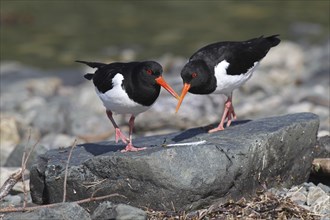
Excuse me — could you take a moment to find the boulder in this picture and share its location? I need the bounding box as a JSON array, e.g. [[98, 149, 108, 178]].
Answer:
[[30, 113, 319, 211]]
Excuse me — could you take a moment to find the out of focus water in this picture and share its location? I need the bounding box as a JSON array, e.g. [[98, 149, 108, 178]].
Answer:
[[1, 1, 329, 68]]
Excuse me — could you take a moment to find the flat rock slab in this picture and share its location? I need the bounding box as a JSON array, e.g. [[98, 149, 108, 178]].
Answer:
[[30, 113, 319, 211]]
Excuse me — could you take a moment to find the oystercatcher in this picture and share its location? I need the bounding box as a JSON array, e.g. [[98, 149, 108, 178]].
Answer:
[[175, 35, 280, 132], [77, 60, 179, 152]]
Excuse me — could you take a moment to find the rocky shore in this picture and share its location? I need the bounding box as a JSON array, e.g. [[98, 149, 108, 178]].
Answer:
[[0, 40, 329, 219]]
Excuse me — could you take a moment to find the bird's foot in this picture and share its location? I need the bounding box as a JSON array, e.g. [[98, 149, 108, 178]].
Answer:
[[115, 128, 129, 144], [121, 143, 147, 152], [208, 99, 237, 133], [208, 126, 225, 133]]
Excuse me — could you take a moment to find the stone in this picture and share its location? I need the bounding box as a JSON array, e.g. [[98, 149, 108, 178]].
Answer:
[[303, 182, 316, 188], [307, 186, 327, 206], [314, 136, 330, 158], [4, 133, 78, 170], [308, 136, 330, 185], [317, 183, 330, 194], [68, 107, 114, 142], [3, 202, 90, 220], [0, 112, 41, 166], [28, 97, 70, 135], [0, 167, 30, 193], [39, 133, 79, 149], [19, 96, 46, 112], [0, 115, 20, 165], [260, 41, 305, 74], [288, 191, 307, 206], [0, 193, 32, 208], [310, 194, 330, 216], [25, 77, 62, 97], [91, 201, 147, 220], [72, 83, 105, 114], [0, 195, 22, 208], [29, 113, 319, 211]]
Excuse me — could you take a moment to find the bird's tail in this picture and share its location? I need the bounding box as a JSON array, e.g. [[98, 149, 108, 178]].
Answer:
[[265, 35, 281, 47], [83, 73, 94, 80], [75, 60, 106, 80]]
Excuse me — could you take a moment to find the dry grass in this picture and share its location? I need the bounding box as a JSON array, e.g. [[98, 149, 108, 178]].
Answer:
[[146, 191, 321, 220]]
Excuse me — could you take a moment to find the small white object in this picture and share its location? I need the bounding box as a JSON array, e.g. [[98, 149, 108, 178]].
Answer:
[[165, 140, 206, 147]]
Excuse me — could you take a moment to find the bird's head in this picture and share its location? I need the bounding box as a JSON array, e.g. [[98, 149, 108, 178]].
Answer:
[[139, 61, 179, 100], [176, 60, 213, 113]]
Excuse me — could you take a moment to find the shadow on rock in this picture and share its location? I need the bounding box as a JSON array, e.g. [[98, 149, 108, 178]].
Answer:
[[172, 120, 251, 142], [82, 143, 124, 155]]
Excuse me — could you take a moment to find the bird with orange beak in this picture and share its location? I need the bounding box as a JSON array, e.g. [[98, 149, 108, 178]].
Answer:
[[176, 35, 280, 132], [77, 60, 179, 152]]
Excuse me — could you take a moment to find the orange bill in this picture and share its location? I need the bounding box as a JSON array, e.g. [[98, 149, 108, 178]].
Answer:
[[155, 76, 179, 100], [175, 83, 191, 113]]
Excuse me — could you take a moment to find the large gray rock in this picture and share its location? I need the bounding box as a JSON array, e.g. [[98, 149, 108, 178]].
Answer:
[[30, 113, 319, 211], [3, 202, 90, 220]]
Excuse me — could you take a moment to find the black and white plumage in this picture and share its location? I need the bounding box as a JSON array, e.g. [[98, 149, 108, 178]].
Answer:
[[175, 35, 281, 132], [77, 60, 179, 152]]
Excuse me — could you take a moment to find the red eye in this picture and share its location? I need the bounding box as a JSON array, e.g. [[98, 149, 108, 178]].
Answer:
[[146, 69, 153, 75], [192, 72, 197, 78]]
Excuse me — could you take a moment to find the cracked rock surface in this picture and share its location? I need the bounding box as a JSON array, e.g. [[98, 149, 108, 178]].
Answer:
[[30, 113, 319, 211]]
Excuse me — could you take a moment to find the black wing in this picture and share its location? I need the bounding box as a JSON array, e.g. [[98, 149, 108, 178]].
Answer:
[[190, 35, 280, 75], [77, 60, 129, 93]]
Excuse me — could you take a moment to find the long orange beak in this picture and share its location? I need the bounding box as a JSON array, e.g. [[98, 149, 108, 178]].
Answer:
[[155, 76, 179, 100], [175, 83, 191, 113]]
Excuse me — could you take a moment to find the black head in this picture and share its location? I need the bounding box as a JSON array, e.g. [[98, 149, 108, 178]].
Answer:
[[134, 61, 179, 100], [180, 60, 215, 94], [138, 61, 163, 80], [176, 60, 216, 113]]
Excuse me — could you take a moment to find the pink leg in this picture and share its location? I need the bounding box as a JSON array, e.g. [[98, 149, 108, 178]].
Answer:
[[106, 110, 128, 144], [121, 115, 147, 152], [208, 96, 237, 133]]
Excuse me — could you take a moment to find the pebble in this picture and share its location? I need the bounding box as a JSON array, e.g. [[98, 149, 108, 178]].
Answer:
[[307, 186, 328, 206], [25, 77, 62, 97], [28, 97, 70, 135], [311, 195, 330, 216], [0, 167, 30, 193], [318, 183, 330, 194], [0, 195, 22, 208], [289, 191, 306, 206], [0, 115, 20, 166], [91, 201, 147, 220]]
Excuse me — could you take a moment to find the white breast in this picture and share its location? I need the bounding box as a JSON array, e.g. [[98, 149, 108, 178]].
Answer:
[[213, 60, 259, 96], [96, 73, 149, 115]]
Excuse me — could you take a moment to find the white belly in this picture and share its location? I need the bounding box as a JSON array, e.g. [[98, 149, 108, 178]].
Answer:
[[96, 74, 150, 115], [214, 60, 258, 96]]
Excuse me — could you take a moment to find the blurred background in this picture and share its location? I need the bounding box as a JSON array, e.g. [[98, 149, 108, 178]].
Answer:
[[1, 1, 329, 68], [0, 1, 329, 167]]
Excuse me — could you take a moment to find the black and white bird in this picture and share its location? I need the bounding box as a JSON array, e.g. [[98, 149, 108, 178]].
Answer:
[[77, 60, 179, 152], [175, 35, 281, 132]]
